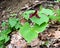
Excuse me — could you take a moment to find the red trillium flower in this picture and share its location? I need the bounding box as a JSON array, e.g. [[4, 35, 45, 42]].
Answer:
[[29, 10, 40, 18]]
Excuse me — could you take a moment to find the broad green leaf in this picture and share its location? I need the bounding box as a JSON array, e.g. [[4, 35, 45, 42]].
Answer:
[[49, 15, 56, 20], [0, 40, 6, 48], [55, 9, 60, 22], [48, 9, 60, 22], [1, 22, 6, 27], [22, 10, 35, 20], [0, 29, 11, 43], [9, 18, 18, 27], [30, 14, 49, 25], [0, 44, 5, 48], [4, 35, 10, 43], [33, 23, 48, 33], [56, 15, 60, 22], [56, 9, 60, 16], [15, 22, 22, 29], [0, 34, 5, 41], [19, 22, 38, 43], [0, 40, 4, 45], [1, 29, 11, 35], [0, 34, 10, 43], [40, 8, 54, 15]]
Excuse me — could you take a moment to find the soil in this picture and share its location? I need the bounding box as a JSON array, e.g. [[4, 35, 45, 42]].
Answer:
[[0, 0, 60, 48]]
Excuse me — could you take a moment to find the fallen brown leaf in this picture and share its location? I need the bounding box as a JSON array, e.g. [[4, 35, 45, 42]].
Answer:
[[54, 31, 60, 39]]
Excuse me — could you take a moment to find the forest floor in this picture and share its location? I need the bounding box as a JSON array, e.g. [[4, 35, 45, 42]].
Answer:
[[0, 0, 60, 48]]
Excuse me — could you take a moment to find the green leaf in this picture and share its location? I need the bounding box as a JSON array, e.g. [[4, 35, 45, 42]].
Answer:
[[4, 35, 10, 43], [49, 15, 56, 20], [22, 10, 35, 20], [0, 29, 11, 43], [15, 22, 22, 29], [54, 0, 60, 2], [19, 22, 48, 43], [0, 40, 5, 45], [55, 9, 60, 22], [30, 14, 49, 25], [9, 18, 18, 27], [0, 44, 5, 48], [19, 22, 38, 43], [48, 9, 60, 22], [0, 34, 5, 41], [56, 16, 60, 22], [40, 8, 54, 15], [1, 22, 6, 27], [1, 29, 11, 35], [33, 23, 48, 33], [0, 40, 6, 48], [56, 9, 60, 16], [0, 34, 10, 43]]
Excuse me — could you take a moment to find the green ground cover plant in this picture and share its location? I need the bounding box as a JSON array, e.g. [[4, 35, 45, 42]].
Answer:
[[0, 8, 60, 48]]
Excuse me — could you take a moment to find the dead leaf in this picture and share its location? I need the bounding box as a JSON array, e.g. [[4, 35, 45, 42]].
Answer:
[[31, 38, 39, 47], [54, 31, 60, 39], [20, 18, 27, 25]]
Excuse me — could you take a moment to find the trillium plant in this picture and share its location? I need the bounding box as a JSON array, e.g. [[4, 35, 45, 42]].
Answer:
[[20, 8, 55, 43], [0, 7, 60, 48]]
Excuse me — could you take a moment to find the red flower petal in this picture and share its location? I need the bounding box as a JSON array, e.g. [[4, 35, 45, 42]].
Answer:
[[29, 10, 40, 18]]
